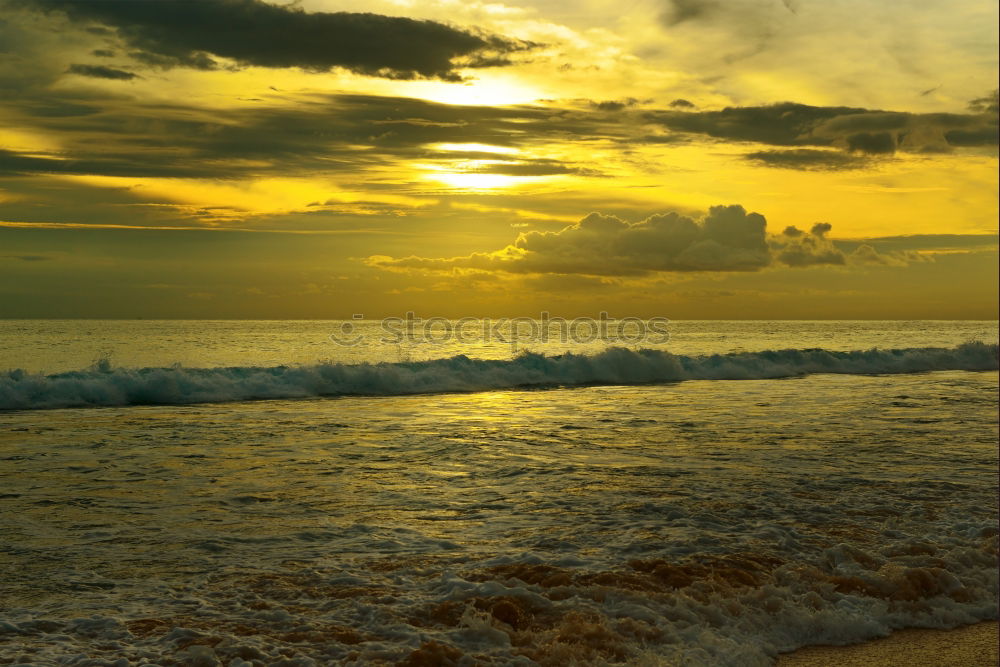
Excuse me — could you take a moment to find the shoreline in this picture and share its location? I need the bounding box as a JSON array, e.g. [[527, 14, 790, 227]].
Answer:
[[776, 621, 999, 666]]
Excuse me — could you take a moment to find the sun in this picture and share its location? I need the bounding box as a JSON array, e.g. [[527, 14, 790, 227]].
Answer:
[[399, 72, 546, 107], [426, 172, 528, 190]]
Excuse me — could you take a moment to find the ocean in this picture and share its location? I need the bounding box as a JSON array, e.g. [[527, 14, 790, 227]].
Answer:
[[0, 320, 997, 666]]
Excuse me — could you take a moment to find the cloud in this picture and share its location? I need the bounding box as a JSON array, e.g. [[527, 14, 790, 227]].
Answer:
[[370, 205, 773, 276], [661, 0, 716, 25], [589, 98, 642, 112], [773, 223, 927, 267], [66, 64, 138, 80], [646, 102, 870, 146], [968, 90, 999, 114], [370, 205, 927, 276], [0, 148, 239, 179], [847, 234, 998, 253], [744, 148, 869, 170], [658, 0, 793, 33], [773, 222, 845, 266], [944, 126, 1000, 147], [847, 243, 915, 267], [3, 254, 55, 262], [0, 93, 610, 184], [646, 102, 999, 158], [17, 0, 532, 81], [656, 0, 797, 63], [811, 110, 998, 153], [844, 131, 896, 154]]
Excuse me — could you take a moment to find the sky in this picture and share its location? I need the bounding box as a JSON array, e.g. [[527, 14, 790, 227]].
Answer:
[[0, 0, 997, 319]]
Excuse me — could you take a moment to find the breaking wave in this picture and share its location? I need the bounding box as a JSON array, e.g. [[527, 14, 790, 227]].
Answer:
[[2, 342, 996, 410]]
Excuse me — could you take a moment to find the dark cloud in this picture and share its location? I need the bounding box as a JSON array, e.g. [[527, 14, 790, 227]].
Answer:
[[465, 159, 602, 177], [845, 243, 919, 267], [968, 90, 999, 114], [370, 205, 773, 275], [0, 69, 993, 193], [0, 93, 610, 183], [816, 111, 910, 133], [656, 0, 796, 62], [773, 223, 845, 266], [745, 148, 869, 170], [841, 234, 999, 254], [0, 148, 240, 179], [17, 0, 532, 81], [645, 102, 867, 146], [810, 222, 832, 237], [661, 0, 717, 25], [369, 205, 926, 277], [669, 98, 695, 109], [659, 0, 794, 28], [773, 223, 926, 267], [646, 102, 999, 155], [19, 101, 103, 118], [845, 131, 896, 154], [590, 98, 640, 111], [66, 63, 138, 80], [944, 126, 1000, 147], [128, 49, 219, 71], [3, 254, 54, 262]]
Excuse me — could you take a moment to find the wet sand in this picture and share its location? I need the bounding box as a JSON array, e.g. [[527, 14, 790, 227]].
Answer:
[[777, 622, 999, 666]]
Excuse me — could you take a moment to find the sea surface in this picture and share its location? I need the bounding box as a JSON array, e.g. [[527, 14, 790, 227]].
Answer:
[[0, 320, 997, 666]]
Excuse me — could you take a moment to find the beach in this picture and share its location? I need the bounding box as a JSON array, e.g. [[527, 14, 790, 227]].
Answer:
[[778, 621, 999, 666]]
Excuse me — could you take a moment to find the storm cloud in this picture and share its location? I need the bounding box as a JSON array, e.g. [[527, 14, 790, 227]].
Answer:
[[17, 0, 532, 80]]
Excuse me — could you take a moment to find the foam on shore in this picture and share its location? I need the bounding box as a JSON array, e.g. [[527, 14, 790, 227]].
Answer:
[[777, 621, 999, 666]]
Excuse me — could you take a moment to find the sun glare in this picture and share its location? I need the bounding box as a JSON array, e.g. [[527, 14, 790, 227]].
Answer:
[[432, 143, 521, 155], [426, 172, 532, 190], [401, 74, 545, 107]]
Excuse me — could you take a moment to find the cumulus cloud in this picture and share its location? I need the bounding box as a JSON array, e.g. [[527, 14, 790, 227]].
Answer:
[[773, 223, 925, 267], [370, 205, 926, 276], [847, 243, 916, 267], [17, 0, 532, 80], [370, 205, 772, 276], [773, 222, 845, 266]]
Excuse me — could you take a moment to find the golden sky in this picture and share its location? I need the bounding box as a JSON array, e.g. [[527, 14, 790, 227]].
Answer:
[[0, 0, 997, 318]]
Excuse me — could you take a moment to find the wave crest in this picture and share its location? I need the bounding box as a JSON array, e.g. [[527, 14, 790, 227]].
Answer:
[[2, 342, 996, 410]]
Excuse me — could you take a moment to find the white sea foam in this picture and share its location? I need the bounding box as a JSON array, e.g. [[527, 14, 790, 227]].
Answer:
[[1, 342, 996, 410]]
